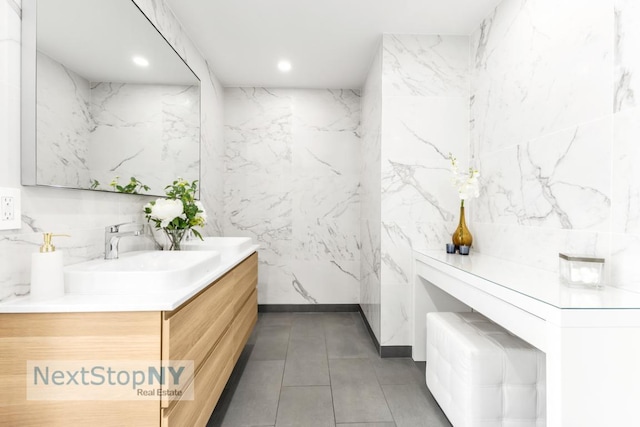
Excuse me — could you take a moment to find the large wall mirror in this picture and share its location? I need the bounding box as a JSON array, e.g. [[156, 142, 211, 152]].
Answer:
[[21, 0, 201, 197]]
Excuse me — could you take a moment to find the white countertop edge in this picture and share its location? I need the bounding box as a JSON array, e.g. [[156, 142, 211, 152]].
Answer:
[[0, 245, 260, 313], [414, 249, 640, 311]]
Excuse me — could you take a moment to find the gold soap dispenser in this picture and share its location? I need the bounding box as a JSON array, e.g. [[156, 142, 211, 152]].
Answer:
[[30, 233, 69, 301]]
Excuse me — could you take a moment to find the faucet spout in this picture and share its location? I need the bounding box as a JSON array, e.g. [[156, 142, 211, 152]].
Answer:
[[104, 222, 145, 259]]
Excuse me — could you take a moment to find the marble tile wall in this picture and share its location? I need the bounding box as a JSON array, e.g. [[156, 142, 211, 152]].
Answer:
[[469, 0, 640, 293], [0, 0, 224, 301], [223, 88, 361, 304], [88, 82, 200, 194], [379, 34, 470, 345], [360, 35, 471, 345], [360, 45, 383, 341], [36, 51, 200, 194], [35, 52, 92, 188]]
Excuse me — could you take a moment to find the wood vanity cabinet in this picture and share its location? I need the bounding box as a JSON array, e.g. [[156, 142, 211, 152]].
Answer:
[[0, 252, 258, 427]]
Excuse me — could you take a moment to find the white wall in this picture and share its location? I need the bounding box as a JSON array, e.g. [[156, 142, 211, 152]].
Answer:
[[223, 88, 361, 304], [0, 0, 224, 301], [361, 35, 471, 345], [379, 35, 470, 345], [36, 51, 200, 193], [360, 45, 383, 340], [470, 0, 640, 293]]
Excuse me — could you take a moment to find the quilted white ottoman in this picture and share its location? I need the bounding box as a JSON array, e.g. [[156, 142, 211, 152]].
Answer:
[[426, 312, 546, 427]]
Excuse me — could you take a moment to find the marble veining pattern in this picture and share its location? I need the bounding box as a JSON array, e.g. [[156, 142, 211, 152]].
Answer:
[[471, 0, 612, 153], [0, 0, 225, 301], [383, 34, 470, 98], [360, 44, 383, 341], [614, 0, 640, 112], [224, 88, 361, 304], [469, 0, 640, 295], [473, 118, 612, 232], [36, 50, 200, 195], [377, 34, 470, 345]]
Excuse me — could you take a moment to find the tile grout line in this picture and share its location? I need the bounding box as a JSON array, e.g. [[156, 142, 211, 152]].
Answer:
[[323, 317, 338, 427], [273, 319, 292, 427]]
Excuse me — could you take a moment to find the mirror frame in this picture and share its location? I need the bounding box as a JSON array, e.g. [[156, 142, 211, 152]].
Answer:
[[21, 0, 202, 197]]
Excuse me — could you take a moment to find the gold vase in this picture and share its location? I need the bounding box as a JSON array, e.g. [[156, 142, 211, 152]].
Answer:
[[452, 201, 472, 247]]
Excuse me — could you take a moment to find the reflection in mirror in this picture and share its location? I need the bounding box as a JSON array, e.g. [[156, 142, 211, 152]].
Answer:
[[22, 0, 201, 197]]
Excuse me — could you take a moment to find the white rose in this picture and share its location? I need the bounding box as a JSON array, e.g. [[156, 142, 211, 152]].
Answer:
[[151, 198, 183, 228]]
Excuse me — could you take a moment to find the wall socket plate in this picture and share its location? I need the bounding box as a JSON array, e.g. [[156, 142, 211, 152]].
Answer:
[[0, 188, 21, 230]]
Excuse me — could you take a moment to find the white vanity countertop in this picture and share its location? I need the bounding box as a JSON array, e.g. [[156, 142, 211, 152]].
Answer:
[[415, 249, 640, 310], [0, 245, 259, 313]]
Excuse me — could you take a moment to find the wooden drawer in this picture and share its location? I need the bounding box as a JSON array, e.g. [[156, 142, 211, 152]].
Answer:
[[161, 327, 234, 427], [232, 289, 258, 362], [162, 274, 235, 406], [0, 312, 161, 427], [232, 253, 258, 313]]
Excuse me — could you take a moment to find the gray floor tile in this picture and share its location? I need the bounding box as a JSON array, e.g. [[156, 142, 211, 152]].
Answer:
[[370, 357, 424, 385], [329, 358, 378, 387], [291, 315, 326, 338], [336, 423, 396, 427], [283, 354, 330, 386], [322, 312, 357, 327], [250, 325, 290, 360], [332, 382, 394, 424], [287, 333, 325, 356], [210, 313, 449, 427], [257, 312, 294, 328], [276, 386, 335, 427], [237, 359, 285, 388], [326, 328, 377, 359], [219, 384, 281, 427], [382, 384, 452, 427]]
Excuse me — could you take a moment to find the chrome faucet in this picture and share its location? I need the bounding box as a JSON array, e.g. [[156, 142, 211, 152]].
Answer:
[[104, 222, 145, 259]]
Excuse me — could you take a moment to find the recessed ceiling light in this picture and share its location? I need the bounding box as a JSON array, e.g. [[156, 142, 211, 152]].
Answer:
[[277, 60, 292, 72], [132, 56, 149, 67]]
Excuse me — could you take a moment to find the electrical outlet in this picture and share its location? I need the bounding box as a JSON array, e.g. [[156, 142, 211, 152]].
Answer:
[[2, 196, 14, 220], [0, 188, 21, 230]]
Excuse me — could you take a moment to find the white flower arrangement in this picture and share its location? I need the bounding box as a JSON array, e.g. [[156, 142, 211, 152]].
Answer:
[[144, 179, 206, 241], [449, 154, 480, 202]]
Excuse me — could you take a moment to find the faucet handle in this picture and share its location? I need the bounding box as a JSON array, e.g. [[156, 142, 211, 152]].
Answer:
[[106, 222, 143, 233]]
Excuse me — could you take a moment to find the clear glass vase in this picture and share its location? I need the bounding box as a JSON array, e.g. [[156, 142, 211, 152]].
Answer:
[[162, 228, 187, 251]]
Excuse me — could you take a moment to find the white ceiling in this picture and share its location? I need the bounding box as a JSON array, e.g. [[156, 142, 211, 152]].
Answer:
[[165, 0, 503, 89], [37, 0, 198, 85]]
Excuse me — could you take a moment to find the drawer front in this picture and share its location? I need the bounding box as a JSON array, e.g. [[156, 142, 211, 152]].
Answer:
[[0, 312, 161, 427], [162, 273, 234, 387], [162, 327, 234, 427], [232, 253, 258, 313], [232, 289, 258, 362]]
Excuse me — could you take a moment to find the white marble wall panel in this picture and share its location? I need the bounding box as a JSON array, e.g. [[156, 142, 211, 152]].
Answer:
[[88, 82, 199, 193], [612, 107, 640, 235], [474, 118, 612, 231], [615, 0, 640, 113], [198, 67, 225, 236], [36, 52, 92, 188], [224, 88, 361, 305], [0, 0, 225, 301], [380, 281, 411, 346], [378, 34, 470, 345], [471, 0, 612, 153], [469, 0, 640, 296], [383, 34, 469, 98], [0, 0, 21, 191], [360, 44, 383, 341]]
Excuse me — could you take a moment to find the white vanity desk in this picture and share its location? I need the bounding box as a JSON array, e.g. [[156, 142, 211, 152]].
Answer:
[[412, 250, 640, 427]]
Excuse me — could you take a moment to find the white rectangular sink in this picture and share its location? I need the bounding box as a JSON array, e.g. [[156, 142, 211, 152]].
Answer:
[[182, 237, 253, 257], [64, 250, 221, 295]]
